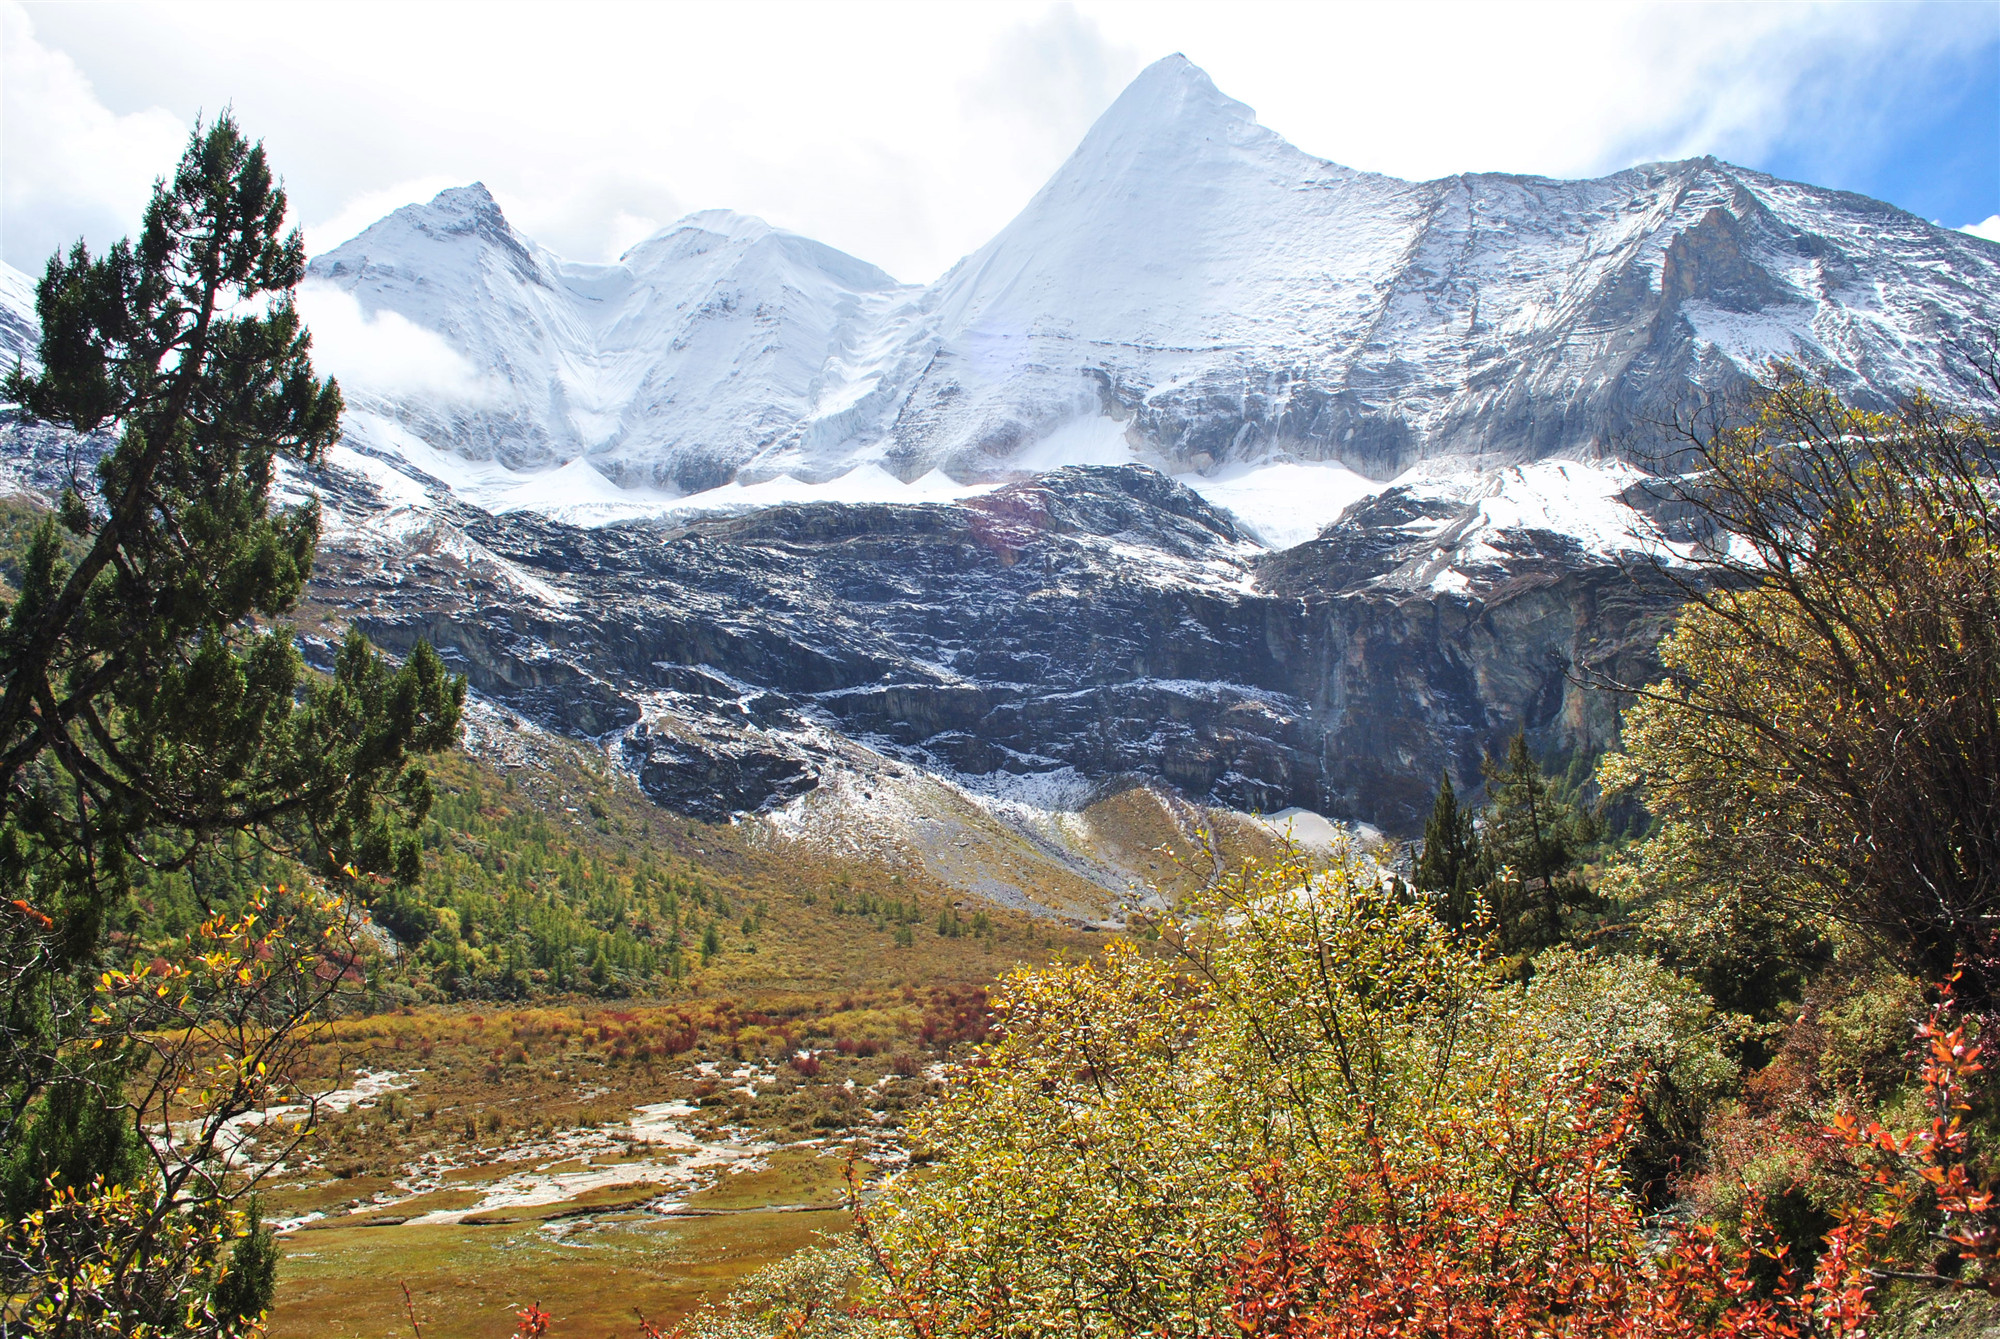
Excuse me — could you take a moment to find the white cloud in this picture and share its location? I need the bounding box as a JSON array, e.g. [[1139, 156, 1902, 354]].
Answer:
[[295, 284, 497, 405], [0, 2, 184, 271], [967, 5, 1141, 182], [10, 1, 1993, 283], [1963, 216, 2000, 244], [496, 169, 685, 269]]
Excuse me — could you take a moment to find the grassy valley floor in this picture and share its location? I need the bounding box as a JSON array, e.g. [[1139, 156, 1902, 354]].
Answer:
[[262, 992, 965, 1337]]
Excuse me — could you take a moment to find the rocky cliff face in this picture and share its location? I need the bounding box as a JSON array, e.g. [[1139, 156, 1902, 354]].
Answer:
[[288, 455, 1676, 836]]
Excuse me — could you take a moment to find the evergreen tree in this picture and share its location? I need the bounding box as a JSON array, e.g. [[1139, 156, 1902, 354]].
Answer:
[[0, 116, 462, 1330], [1414, 770, 1482, 930], [1480, 733, 1595, 958]]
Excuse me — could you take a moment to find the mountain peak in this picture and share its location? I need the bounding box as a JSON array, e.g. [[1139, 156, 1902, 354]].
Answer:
[[344, 181, 523, 255], [1084, 54, 1260, 151], [426, 182, 506, 221], [670, 208, 776, 244], [615, 208, 774, 264], [1124, 53, 1228, 97], [1007, 54, 1291, 227], [308, 179, 538, 292], [615, 208, 900, 290]]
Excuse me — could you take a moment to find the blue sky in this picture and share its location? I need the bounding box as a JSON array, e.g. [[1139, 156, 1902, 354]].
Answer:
[[5, 0, 1998, 280], [1748, 12, 1997, 231]]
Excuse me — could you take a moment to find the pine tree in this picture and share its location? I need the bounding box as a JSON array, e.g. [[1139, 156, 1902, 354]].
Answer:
[[1480, 733, 1595, 958], [0, 115, 462, 1330], [1414, 771, 1482, 930]]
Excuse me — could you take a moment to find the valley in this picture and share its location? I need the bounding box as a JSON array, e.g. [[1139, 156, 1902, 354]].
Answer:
[[256, 993, 952, 1337], [1, 37, 1995, 1339]]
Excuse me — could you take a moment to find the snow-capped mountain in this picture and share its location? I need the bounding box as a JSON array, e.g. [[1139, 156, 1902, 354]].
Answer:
[[879, 55, 1998, 484], [299, 54, 1997, 551], [306, 193, 905, 495], [4, 56, 1996, 869]]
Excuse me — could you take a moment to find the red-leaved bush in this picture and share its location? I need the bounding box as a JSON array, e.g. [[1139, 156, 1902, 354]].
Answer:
[[1226, 1108, 1874, 1338], [1226, 987, 1997, 1339]]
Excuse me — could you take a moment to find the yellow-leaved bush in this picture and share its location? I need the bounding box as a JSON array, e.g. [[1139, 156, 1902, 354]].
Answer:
[[841, 843, 1741, 1339], [1597, 371, 2000, 995]]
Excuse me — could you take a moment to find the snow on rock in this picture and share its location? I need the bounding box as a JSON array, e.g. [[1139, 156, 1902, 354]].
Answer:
[[1248, 807, 1385, 852], [1407, 458, 1664, 574], [0, 260, 38, 369], [1180, 459, 1389, 549]]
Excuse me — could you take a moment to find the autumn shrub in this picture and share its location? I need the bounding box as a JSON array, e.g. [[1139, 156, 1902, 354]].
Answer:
[[1601, 369, 2000, 1001], [772, 982, 1985, 1339], [1215, 980, 2000, 1339], [0, 888, 351, 1334], [916, 989, 991, 1049], [1220, 1084, 1881, 1339], [1686, 956, 1983, 1275], [849, 844, 1735, 1338], [661, 1240, 869, 1339]]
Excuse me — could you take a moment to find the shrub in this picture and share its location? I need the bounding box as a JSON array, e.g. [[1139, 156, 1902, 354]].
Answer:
[[1601, 368, 2000, 1001], [851, 844, 1729, 1338]]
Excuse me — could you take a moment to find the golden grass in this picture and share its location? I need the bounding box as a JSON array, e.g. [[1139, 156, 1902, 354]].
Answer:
[[260, 986, 951, 1337], [272, 1205, 851, 1339]]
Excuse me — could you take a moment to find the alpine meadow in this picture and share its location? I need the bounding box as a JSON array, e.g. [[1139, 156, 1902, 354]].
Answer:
[[4, 28, 2000, 1339]]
